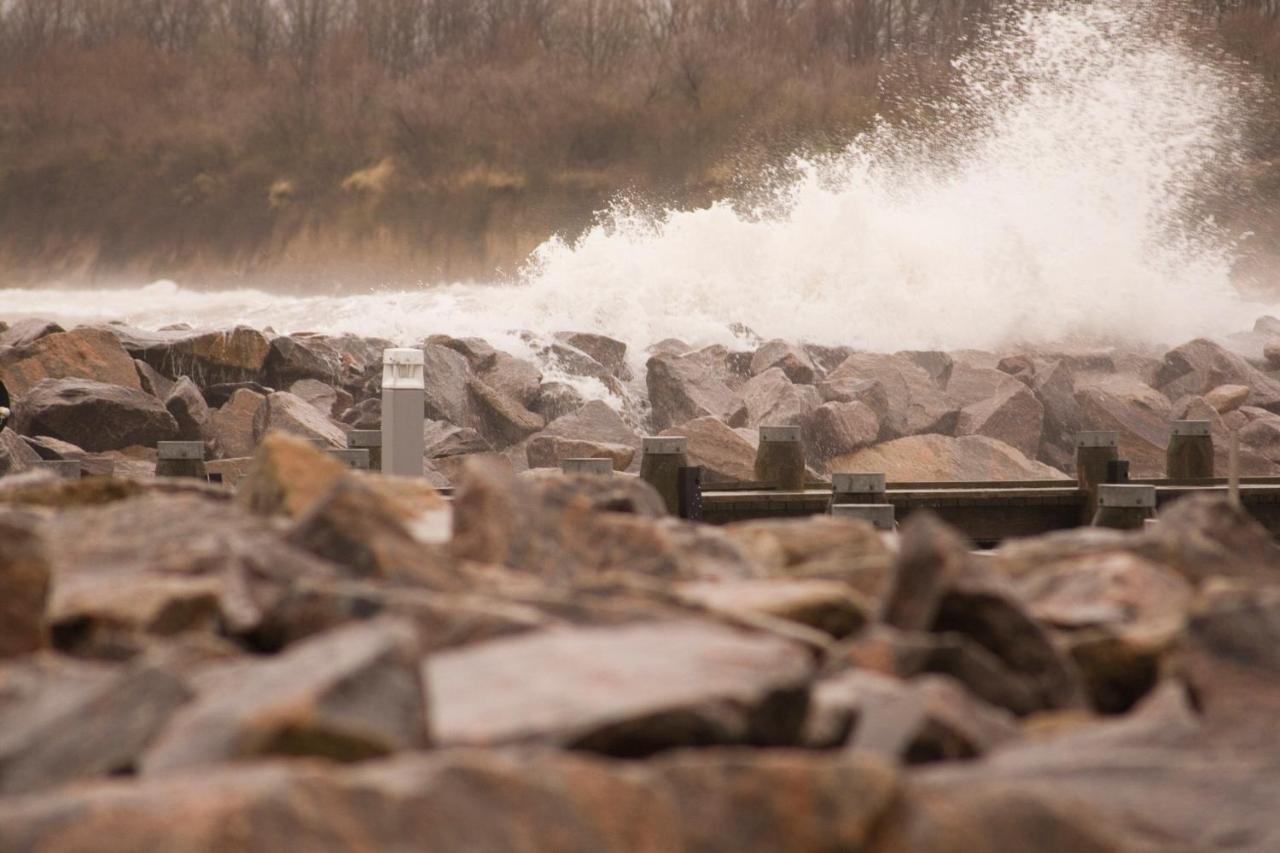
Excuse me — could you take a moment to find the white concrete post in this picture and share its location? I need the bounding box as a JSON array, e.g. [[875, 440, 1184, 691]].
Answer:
[[382, 348, 425, 477]]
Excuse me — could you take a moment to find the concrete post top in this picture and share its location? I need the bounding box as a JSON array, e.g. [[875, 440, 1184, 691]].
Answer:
[[1171, 420, 1212, 437], [831, 473, 886, 494], [157, 441, 204, 460], [759, 425, 802, 443], [831, 503, 896, 530], [1097, 484, 1157, 508], [383, 348, 425, 390], [643, 436, 688, 455], [348, 430, 383, 448], [1075, 431, 1119, 448], [562, 458, 614, 476]]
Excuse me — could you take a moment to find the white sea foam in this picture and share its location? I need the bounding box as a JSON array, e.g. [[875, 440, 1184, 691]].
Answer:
[[0, 0, 1270, 363]]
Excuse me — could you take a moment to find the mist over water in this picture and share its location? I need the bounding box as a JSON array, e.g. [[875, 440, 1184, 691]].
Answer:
[[0, 0, 1268, 359]]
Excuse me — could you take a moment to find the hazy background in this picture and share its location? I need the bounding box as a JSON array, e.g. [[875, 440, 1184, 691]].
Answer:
[[1, 0, 1277, 294]]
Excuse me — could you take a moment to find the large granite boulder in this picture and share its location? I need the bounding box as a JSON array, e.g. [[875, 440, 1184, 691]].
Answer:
[[822, 353, 958, 440], [1156, 337, 1280, 412], [12, 379, 179, 452], [647, 349, 744, 431], [129, 326, 272, 388], [0, 328, 141, 396], [830, 435, 1067, 482], [252, 391, 347, 448]]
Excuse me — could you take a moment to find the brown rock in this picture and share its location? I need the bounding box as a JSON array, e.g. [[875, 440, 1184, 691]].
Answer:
[[662, 416, 758, 485], [481, 352, 543, 410], [751, 340, 819, 384], [0, 429, 41, 476], [288, 379, 345, 417], [740, 368, 820, 429], [144, 619, 427, 772], [0, 656, 191, 794], [0, 511, 50, 658], [1265, 337, 1280, 368], [131, 326, 271, 388], [1031, 359, 1085, 472], [426, 620, 813, 753], [252, 390, 346, 448], [722, 516, 893, 601], [12, 379, 179, 452], [801, 401, 880, 463], [287, 476, 456, 587], [539, 400, 640, 452], [451, 459, 757, 581], [647, 349, 744, 431], [556, 331, 631, 380], [133, 358, 174, 399], [1156, 337, 1280, 412], [207, 387, 266, 459], [1205, 382, 1251, 414], [806, 670, 1018, 760], [237, 432, 349, 519], [420, 343, 471, 424], [1073, 373, 1173, 476], [262, 335, 341, 387], [956, 380, 1045, 459], [677, 579, 870, 638], [899, 350, 955, 388], [533, 380, 586, 423], [0, 328, 140, 396], [824, 353, 958, 439], [831, 434, 1067, 482], [526, 436, 635, 471], [882, 512, 970, 632], [466, 377, 545, 448], [164, 376, 210, 442], [0, 318, 63, 349]]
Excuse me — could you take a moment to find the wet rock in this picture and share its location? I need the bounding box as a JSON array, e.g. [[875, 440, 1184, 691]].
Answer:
[[1265, 337, 1280, 368], [262, 335, 341, 387], [0, 318, 63, 349], [0, 327, 141, 396], [206, 387, 266, 459], [288, 379, 347, 418], [956, 378, 1044, 459], [339, 396, 381, 430], [423, 419, 491, 461], [130, 326, 272, 388], [1030, 359, 1085, 472], [287, 476, 455, 587], [533, 380, 585, 423], [0, 429, 41, 476], [1205, 382, 1250, 414], [824, 353, 958, 440], [1142, 493, 1280, 584], [801, 401, 880, 463], [13, 379, 179, 452], [466, 377, 545, 448], [425, 334, 497, 371], [426, 620, 812, 753], [740, 368, 821, 429], [751, 340, 819, 384], [661, 416, 758, 485], [996, 354, 1036, 384], [133, 358, 174, 399], [677, 579, 870, 638], [647, 349, 744, 431], [480, 352, 542, 410], [1156, 337, 1280, 412], [202, 380, 274, 408], [419, 343, 470, 424], [806, 670, 1018, 760], [898, 350, 954, 389], [1073, 373, 1172, 476], [0, 511, 50, 657], [0, 656, 192, 794], [526, 436, 635, 471], [538, 400, 640, 452], [252, 391, 346, 448], [144, 619, 426, 772], [556, 331, 631, 380], [830, 434, 1067, 482], [19, 434, 82, 461], [164, 377, 210, 442], [451, 459, 757, 581]]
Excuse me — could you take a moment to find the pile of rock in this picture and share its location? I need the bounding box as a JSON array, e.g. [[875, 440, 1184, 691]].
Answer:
[[0, 433, 1277, 850], [7, 317, 1280, 484]]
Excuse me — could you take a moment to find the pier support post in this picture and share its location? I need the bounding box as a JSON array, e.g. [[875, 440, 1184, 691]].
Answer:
[[156, 441, 206, 480], [830, 503, 896, 531], [830, 473, 887, 512], [382, 349, 425, 478], [328, 449, 371, 471], [1167, 420, 1214, 480], [755, 425, 805, 491], [1093, 484, 1156, 531], [640, 436, 688, 515], [561, 458, 614, 477], [1075, 431, 1119, 524], [349, 430, 382, 472]]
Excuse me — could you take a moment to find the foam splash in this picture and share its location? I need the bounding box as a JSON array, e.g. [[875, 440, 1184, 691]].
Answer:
[[0, 0, 1268, 359]]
